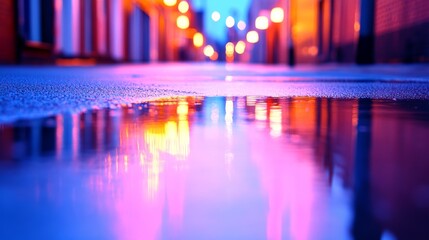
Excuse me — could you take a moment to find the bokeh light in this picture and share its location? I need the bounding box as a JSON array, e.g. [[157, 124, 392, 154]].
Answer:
[[193, 32, 204, 48], [246, 31, 259, 43], [211, 11, 221, 22], [203, 45, 215, 57], [178, 1, 189, 14], [163, 0, 177, 7], [226, 42, 235, 56], [176, 15, 190, 29], [255, 16, 269, 30], [226, 16, 235, 28], [237, 21, 247, 31], [235, 41, 246, 54], [270, 7, 284, 23], [210, 52, 219, 61]]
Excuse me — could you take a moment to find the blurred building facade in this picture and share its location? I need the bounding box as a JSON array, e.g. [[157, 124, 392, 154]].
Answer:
[[248, 0, 429, 64], [0, 0, 200, 64], [1, 0, 428, 65]]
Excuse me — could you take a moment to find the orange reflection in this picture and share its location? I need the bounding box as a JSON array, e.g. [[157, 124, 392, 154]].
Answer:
[[4, 96, 429, 239], [89, 98, 198, 240]]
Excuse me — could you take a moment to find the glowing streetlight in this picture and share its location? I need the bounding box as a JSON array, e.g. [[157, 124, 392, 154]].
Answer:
[[203, 45, 215, 57], [210, 52, 219, 61], [235, 41, 246, 54], [246, 31, 259, 43], [211, 11, 221, 22], [270, 7, 284, 23], [163, 0, 177, 7], [226, 16, 235, 28], [255, 16, 269, 30], [176, 15, 189, 29], [237, 21, 246, 31], [178, 1, 189, 13], [193, 32, 204, 47], [225, 42, 234, 55]]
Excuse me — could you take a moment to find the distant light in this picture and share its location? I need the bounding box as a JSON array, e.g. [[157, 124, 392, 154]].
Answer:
[[235, 41, 246, 54], [164, 0, 177, 7], [226, 42, 235, 54], [237, 21, 246, 31], [354, 22, 360, 32], [308, 46, 318, 56], [255, 16, 269, 30], [176, 15, 189, 29], [193, 32, 204, 47], [246, 31, 259, 43], [211, 11, 221, 22], [270, 7, 284, 23], [210, 52, 219, 61], [226, 16, 235, 28], [178, 1, 189, 13], [203, 45, 215, 57]]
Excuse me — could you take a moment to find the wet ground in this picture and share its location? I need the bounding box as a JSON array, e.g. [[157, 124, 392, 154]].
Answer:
[[1, 96, 429, 240], [1, 63, 429, 122]]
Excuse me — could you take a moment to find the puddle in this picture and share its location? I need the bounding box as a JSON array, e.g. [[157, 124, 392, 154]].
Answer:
[[1, 97, 429, 239]]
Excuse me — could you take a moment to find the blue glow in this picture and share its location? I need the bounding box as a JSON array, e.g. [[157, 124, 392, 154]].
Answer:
[[191, 0, 251, 43]]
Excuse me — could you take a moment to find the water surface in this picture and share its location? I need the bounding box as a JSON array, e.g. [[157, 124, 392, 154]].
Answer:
[[1, 97, 429, 240]]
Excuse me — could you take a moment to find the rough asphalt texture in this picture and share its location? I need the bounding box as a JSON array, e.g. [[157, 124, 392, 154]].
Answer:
[[1, 63, 429, 122]]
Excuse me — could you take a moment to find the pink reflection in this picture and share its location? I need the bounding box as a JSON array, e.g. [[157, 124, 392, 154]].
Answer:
[[252, 136, 316, 240], [250, 99, 317, 240], [87, 99, 195, 240], [115, 165, 165, 240], [165, 160, 186, 234]]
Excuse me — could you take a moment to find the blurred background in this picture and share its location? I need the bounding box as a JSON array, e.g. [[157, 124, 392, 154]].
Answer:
[[0, 0, 428, 65]]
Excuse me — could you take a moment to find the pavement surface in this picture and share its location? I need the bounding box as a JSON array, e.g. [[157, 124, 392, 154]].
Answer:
[[1, 63, 429, 122]]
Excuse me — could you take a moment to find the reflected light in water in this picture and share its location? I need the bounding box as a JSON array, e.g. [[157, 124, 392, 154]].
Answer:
[[225, 98, 234, 124], [114, 99, 192, 240], [1, 97, 429, 240], [269, 106, 282, 137], [56, 115, 63, 159], [255, 101, 267, 121]]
